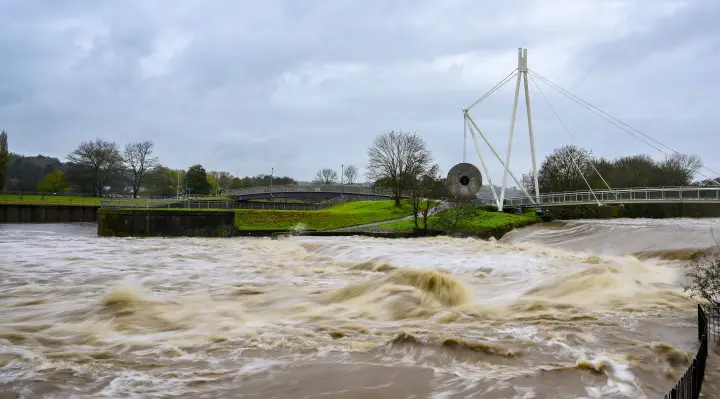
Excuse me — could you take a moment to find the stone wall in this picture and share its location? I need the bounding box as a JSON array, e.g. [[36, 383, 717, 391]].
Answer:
[[98, 209, 236, 237], [0, 205, 98, 223]]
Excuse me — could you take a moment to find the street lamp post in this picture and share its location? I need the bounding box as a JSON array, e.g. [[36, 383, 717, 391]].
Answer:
[[270, 167, 274, 200], [341, 164, 344, 195]]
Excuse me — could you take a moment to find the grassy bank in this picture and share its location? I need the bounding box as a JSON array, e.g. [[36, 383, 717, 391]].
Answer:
[[0, 194, 102, 206], [378, 208, 539, 233], [235, 200, 415, 230], [0, 194, 233, 207]]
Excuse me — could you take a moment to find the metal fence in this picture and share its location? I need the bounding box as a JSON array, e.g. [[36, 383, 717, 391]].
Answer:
[[314, 196, 347, 210], [101, 200, 234, 209], [665, 304, 709, 399], [709, 306, 720, 340], [234, 202, 316, 211]]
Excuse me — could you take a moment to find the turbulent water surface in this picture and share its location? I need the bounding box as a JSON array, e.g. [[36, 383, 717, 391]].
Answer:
[[1, 219, 719, 398]]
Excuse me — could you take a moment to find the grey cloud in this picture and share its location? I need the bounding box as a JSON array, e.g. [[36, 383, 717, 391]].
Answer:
[[0, 0, 717, 184]]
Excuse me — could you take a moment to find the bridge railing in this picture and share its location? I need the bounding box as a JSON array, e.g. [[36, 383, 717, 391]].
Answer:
[[227, 184, 394, 197], [505, 186, 720, 206]]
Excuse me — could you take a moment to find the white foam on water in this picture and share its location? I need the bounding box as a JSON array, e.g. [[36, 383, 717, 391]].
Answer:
[[0, 222, 705, 398]]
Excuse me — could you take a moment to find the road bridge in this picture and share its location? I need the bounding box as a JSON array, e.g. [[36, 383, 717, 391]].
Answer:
[[226, 184, 393, 201]]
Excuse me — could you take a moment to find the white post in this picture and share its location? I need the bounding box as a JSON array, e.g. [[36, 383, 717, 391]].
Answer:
[[521, 49, 540, 201], [500, 48, 523, 207]]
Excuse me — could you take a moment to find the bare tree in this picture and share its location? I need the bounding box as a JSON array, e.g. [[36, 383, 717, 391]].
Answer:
[[344, 165, 359, 185], [314, 168, 339, 184], [123, 140, 158, 198], [407, 164, 441, 229], [210, 171, 234, 195], [67, 138, 123, 197], [366, 131, 431, 206], [682, 231, 720, 310], [521, 170, 536, 196], [537, 145, 592, 193], [0, 131, 8, 192], [662, 153, 703, 186]]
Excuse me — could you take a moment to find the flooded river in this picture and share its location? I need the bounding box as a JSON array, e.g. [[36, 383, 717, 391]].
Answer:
[[0, 219, 718, 398]]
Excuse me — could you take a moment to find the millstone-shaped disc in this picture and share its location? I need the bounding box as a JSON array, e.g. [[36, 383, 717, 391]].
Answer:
[[446, 162, 483, 199]]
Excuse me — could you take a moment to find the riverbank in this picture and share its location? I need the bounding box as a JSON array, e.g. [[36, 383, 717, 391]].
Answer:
[[97, 201, 539, 238], [97, 200, 423, 237], [234, 200, 419, 230]]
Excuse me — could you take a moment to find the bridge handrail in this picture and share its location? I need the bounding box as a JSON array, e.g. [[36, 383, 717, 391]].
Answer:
[[227, 184, 394, 197], [503, 185, 720, 206]]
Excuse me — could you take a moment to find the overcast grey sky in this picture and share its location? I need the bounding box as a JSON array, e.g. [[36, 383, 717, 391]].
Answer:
[[0, 0, 718, 184]]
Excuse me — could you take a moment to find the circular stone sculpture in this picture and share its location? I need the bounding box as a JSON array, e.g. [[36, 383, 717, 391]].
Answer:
[[446, 162, 483, 199]]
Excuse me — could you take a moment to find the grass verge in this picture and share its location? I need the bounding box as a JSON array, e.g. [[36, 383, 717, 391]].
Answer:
[[0, 194, 102, 206], [378, 208, 539, 232], [235, 200, 416, 230]]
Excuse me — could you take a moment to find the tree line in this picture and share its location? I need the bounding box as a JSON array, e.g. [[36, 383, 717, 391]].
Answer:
[[0, 133, 297, 197]]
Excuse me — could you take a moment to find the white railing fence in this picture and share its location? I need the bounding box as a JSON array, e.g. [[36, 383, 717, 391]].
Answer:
[[505, 186, 720, 207]]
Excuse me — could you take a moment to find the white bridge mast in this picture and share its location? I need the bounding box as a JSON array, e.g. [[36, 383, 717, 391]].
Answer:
[[462, 48, 540, 211], [499, 48, 539, 209]]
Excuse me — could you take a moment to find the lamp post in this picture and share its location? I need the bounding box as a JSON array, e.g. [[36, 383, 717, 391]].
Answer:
[[270, 167, 274, 200], [341, 164, 344, 195]]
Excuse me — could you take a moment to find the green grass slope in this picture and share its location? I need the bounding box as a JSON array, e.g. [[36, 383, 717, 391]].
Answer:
[[378, 208, 538, 232], [234, 200, 416, 230]]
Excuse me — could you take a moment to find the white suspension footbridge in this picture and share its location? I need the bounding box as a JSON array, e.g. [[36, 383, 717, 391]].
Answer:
[[463, 48, 720, 211]]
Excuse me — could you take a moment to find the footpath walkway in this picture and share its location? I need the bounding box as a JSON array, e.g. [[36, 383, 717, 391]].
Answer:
[[702, 344, 720, 397]]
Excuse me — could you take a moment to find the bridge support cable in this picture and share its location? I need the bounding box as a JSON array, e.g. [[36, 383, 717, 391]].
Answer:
[[463, 68, 518, 176], [527, 73, 610, 205], [528, 70, 720, 186], [466, 68, 519, 112], [464, 110, 537, 207], [465, 115, 501, 207]]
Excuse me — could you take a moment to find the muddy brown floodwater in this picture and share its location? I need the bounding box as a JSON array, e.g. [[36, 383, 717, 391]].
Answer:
[[1, 219, 719, 398]]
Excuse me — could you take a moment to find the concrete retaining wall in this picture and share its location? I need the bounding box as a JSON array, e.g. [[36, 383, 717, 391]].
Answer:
[[97, 209, 236, 237], [0, 205, 99, 223]]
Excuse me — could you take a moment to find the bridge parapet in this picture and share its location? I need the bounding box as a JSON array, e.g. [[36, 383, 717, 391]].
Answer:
[[226, 184, 394, 197], [504, 186, 720, 207]]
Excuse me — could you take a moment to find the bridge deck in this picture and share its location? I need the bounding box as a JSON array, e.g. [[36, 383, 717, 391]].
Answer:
[[504, 186, 720, 207]]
